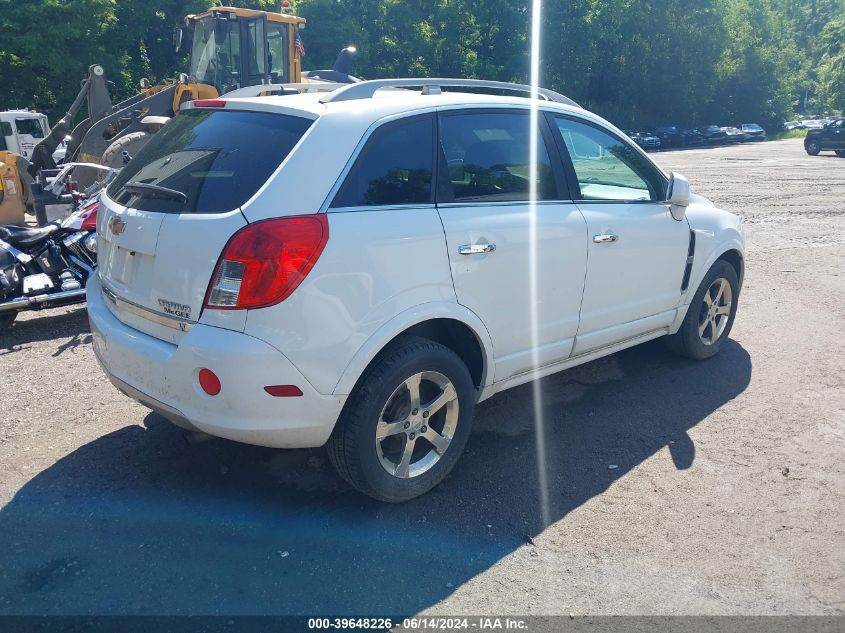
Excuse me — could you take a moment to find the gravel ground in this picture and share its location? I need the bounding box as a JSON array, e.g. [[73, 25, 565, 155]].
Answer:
[[0, 139, 843, 616]]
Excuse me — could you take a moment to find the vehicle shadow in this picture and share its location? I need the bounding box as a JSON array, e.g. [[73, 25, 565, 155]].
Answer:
[[0, 306, 90, 356], [0, 339, 751, 616]]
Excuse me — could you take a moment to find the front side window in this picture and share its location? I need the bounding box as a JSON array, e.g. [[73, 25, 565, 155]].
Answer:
[[246, 19, 266, 86], [438, 111, 556, 202], [15, 118, 45, 138], [267, 23, 289, 82], [553, 117, 663, 202], [331, 115, 433, 208]]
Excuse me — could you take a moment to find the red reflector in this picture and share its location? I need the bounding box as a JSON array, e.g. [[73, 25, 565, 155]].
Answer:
[[264, 385, 303, 397], [198, 368, 221, 396], [205, 214, 329, 310], [193, 99, 226, 108]]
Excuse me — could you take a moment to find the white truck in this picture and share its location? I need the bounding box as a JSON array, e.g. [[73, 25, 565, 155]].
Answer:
[[0, 110, 51, 161]]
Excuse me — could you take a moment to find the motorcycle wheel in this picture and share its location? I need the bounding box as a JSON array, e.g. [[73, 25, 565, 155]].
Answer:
[[0, 311, 17, 331]]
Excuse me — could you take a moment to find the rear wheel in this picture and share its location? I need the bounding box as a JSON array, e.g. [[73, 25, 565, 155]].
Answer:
[[327, 336, 476, 502], [667, 260, 739, 360], [805, 141, 821, 156], [101, 131, 152, 168]]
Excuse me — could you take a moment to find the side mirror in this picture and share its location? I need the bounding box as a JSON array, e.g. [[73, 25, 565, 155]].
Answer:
[[174, 27, 183, 54], [667, 172, 690, 221]]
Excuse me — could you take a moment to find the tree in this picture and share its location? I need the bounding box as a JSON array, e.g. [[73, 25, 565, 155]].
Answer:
[[817, 17, 845, 112]]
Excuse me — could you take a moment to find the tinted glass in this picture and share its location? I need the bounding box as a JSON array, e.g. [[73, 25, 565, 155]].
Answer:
[[331, 116, 433, 208], [553, 117, 663, 202], [438, 112, 556, 202], [1, 122, 11, 137], [108, 109, 312, 214]]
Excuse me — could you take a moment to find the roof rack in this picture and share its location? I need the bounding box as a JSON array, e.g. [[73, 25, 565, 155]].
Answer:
[[221, 82, 342, 98], [318, 78, 580, 107]]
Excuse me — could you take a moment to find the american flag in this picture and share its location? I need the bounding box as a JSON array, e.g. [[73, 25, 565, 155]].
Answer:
[[294, 29, 305, 57]]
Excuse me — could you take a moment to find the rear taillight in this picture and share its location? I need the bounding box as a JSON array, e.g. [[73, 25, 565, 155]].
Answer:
[[80, 202, 99, 231], [204, 214, 328, 310]]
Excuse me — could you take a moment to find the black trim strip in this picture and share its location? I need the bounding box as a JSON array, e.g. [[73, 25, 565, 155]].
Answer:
[[681, 230, 696, 292]]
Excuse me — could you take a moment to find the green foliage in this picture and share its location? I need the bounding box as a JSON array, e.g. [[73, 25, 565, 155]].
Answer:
[[769, 128, 809, 140], [817, 18, 845, 111], [0, 0, 842, 130]]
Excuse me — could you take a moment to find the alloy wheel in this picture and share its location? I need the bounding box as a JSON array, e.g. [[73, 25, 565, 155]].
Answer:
[[698, 277, 733, 345], [375, 371, 459, 478]]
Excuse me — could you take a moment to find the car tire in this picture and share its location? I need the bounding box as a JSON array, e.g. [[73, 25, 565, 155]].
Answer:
[[835, 150, 845, 158], [0, 311, 17, 331], [666, 260, 739, 360], [327, 335, 476, 502], [805, 141, 821, 156], [101, 131, 152, 168]]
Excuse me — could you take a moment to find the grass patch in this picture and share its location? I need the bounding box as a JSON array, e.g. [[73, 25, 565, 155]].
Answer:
[[768, 128, 809, 141]]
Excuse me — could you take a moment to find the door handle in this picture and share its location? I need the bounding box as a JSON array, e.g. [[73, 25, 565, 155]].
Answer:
[[592, 233, 619, 244], [458, 243, 496, 255]]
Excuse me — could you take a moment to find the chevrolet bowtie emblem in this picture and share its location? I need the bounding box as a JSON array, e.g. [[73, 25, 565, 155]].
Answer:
[[108, 216, 127, 235]]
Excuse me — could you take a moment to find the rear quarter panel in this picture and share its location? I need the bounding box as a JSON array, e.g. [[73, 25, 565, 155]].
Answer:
[[243, 208, 459, 395]]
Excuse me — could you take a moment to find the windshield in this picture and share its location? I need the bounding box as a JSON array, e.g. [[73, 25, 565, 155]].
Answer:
[[107, 109, 312, 214], [189, 17, 243, 93], [742, 124, 762, 131]]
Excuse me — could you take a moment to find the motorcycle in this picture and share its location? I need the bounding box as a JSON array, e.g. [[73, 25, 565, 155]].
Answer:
[[0, 197, 98, 330]]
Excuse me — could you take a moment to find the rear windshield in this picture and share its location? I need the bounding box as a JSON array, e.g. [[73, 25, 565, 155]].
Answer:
[[107, 109, 312, 213]]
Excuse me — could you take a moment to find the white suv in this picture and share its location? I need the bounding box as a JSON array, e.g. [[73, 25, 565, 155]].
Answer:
[[88, 79, 744, 502]]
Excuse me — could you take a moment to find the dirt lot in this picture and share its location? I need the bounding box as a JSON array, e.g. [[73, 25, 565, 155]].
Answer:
[[0, 139, 843, 616]]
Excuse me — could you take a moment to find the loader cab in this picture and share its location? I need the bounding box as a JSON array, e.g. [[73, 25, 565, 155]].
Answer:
[[185, 7, 304, 95]]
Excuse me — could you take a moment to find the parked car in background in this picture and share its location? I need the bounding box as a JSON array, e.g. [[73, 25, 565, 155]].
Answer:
[[783, 120, 805, 131], [700, 125, 728, 144], [681, 128, 706, 147], [650, 126, 684, 148], [87, 78, 745, 502], [626, 130, 661, 151], [804, 117, 845, 156], [740, 124, 766, 141], [721, 127, 746, 143], [801, 119, 826, 130]]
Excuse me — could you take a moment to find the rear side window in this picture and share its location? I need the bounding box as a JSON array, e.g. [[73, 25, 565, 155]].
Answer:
[[108, 109, 312, 214], [331, 115, 433, 208], [438, 111, 557, 203]]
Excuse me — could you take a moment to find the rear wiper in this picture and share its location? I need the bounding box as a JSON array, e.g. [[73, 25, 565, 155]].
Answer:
[[123, 181, 187, 204]]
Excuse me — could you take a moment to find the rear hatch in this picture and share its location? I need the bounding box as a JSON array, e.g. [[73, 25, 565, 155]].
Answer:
[[97, 105, 314, 343]]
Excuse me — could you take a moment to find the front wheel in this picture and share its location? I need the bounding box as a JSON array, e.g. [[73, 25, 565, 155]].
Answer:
[[327, 336, 476, 502], [667, 260, 739, 360], [805, 141, 821, 156]]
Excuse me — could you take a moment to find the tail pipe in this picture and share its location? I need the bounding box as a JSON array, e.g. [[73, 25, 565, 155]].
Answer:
[[0, 287, 87, 314]]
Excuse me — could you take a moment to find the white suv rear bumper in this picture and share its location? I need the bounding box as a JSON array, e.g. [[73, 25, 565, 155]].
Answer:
[[87, 275, 345, 448]]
